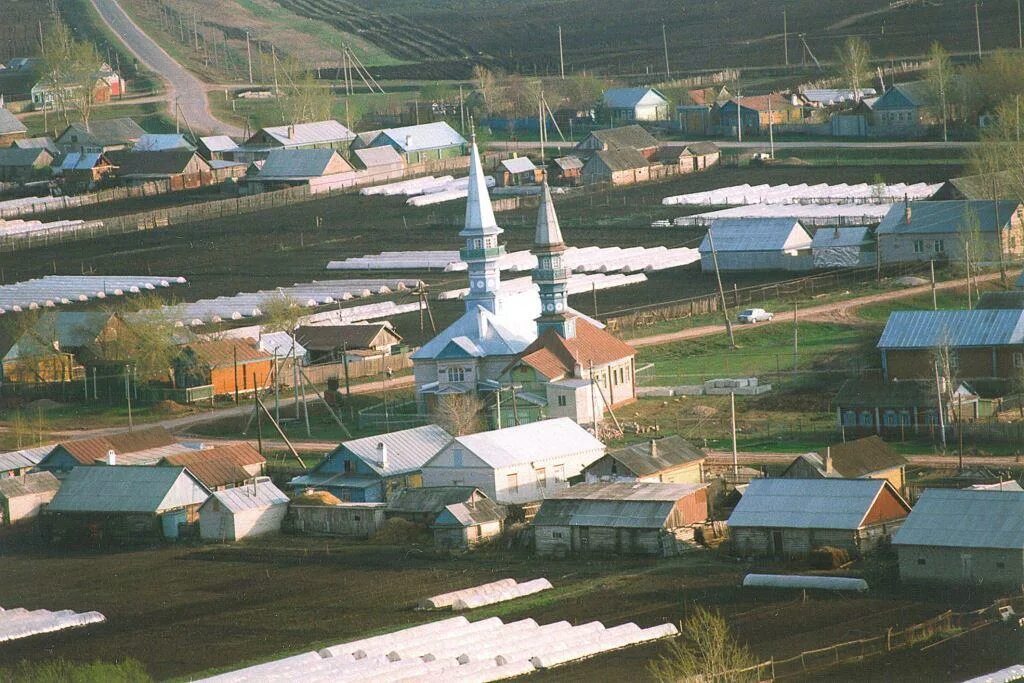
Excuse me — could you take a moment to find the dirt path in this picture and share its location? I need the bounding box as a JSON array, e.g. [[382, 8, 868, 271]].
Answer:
[[89, 0, 243, 136], [627, 270, 1009, 349]]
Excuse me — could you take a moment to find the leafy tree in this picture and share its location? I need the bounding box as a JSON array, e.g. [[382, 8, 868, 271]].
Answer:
[[275, 56, 333, 126], [925, 42, 951, 139], [113, 304, 183, 385], [648, 608, 757, 682], [835, 37, 871, 99], [260, 294, 305, 335]]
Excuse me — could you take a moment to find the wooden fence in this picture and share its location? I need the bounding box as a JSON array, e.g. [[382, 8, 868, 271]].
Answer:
[[278, 353, 413, 389]]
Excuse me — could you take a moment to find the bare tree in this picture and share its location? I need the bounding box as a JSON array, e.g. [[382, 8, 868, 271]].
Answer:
[[431, 393, 485, 436], [648, 608, 757, 682], [925, 42, 951, 138], [835, 37, 871, 99], [276, 56, 334, 126], [40, 18, 103, 129], [260, 294, 306, 334], [113, 302, 184, 385]]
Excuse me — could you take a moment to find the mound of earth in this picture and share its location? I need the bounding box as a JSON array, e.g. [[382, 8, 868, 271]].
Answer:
[[893, 276, 929, 286], [154, 400, 192, 415]]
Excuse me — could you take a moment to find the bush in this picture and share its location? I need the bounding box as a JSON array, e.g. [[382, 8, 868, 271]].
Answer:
[[809, 546, 851, 569]]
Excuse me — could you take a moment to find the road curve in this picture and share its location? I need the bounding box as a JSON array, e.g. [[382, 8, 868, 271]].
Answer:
[[89, 0, 243, 137]]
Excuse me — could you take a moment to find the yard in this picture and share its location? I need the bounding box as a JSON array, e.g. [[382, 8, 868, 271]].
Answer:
[[0, 535, 1009, 681]]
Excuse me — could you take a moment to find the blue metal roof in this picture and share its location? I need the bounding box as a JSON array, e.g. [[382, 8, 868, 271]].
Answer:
[[698, 218, 811, 253], [602, 87, 667, 109], [877, 309, 1024, 349], [875, 200, 1020, 236]]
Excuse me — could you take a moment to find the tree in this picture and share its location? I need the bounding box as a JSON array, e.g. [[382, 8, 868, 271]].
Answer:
[[260, 294, 305, 334], [113, 306, 183, 385], [835, 37, 872, 99], [957, 206, 986, 303], [472, 65, 499, 114], [275, 56, 333, 126], [648, 608, 757, 682], [925, 42, 951, 140], [40, 18, 103, 129], [431, 393, 485, 436]]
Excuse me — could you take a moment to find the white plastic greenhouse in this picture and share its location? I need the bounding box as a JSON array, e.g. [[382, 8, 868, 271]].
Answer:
[[419, 579, 517, 610], [437, 273, 648, 301], [451, 579, 553, 611], [662, 181, 941, 207], [0, 606, 106, 643], [0, 275, 187, 314], [742, 574, 869, 592], [673, 203, 894, 227]]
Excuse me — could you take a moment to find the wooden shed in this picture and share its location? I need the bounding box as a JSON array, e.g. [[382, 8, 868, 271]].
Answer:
[[199, 478, 289, 541], [294, 323, 402, 365], [550, 156, 583, 186], [728, 478, 910, 558], [533, 482, 709, 557], [287, 502, 386, 538], [780, 436, 907, 494], [431, 496, 505, 549], [0, 471, 60, 525], [172, 339, 273, 396], [583, 435, 705, 485], [580, 147, 651, 186]]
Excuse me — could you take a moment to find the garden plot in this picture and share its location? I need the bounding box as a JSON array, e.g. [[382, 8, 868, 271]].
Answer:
[[0, 275, 187, 314], [672, 203, 894, 227], [0, 606, 105, 643], [0, 217, 105, 243], [200, 615, 677, 682], [662, 181, 941, 207], [437, 273, 648, 301]]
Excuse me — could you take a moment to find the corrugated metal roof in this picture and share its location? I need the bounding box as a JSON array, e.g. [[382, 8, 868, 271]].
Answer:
[[257, 148, 346, 178], [500, 157, 537, 174], [553, 156, 583, 170], [533, 498, 678, 529], [0, 107, 27, 136], [162, 444, 264, 488], [204, 479, 288, 513], [375, 122, 466, 152], [199, 135, 238, 152], [13, 136, 60, 156], [448, 417, 604, 469], [353, 145, 404, 168], [877, 309, 1024, 349], [893, 489, 1024, 549], [727, 478, 896, 530], [436, 498, 504, 527], [0, 444, 54, 473], [875, 200, 1020, 236], [548, 481, 705, 501], [810, 226, 872, 248], [46, 465, 209, 513], [0, 471, 60, 499], [338, 424, 453, 477], [59, 152, 107, 171], [602, 87, 668, 109], [184, 338, 272, 368], [133, 133, 195, 152], [258, 120, 355, 147], [411, 304, 535, 361], [111, 442, 201, 466], [54, 427, 178, 466], [698, 218, 811, 253], [604, 436, 705, 477]]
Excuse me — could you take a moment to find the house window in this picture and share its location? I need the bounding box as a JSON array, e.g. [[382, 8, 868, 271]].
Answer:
[[859, 411, 873, 427], [913, 240, 925, 254], [343, 459, 354, 473], [1015, 352, 1024, 369], [506, 473, 519, 494], [917, 558, 926, 565], [934, 240, 945, 253], [536, 468, 547, 489], [552, 465, 565, 482], [557, 395, 567, 407], [842, 410, 857, 426], [997, 561, 1006, 569], [447, 367, 466, 383], [883, 410, 899, 426], [552, 531, 564, 539], [453, 449, 464, 467]]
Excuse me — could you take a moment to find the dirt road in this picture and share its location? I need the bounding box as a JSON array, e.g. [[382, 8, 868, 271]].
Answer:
[[627, 270, 1008, 349], [90, 0, 243, 136]]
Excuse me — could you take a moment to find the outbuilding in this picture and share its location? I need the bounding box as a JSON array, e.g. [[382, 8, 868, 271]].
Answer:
[[728, 478, 909, 558], [0, 147, 53, 183], [420, 418, 606, 505], [780, 436, 907, 494], [580, 147, 651, 186], [294, 322, 402, 364], [198, 477, 289, 541], [894, 489, 1024, 586], [602, 87, 670, 123], [287, 500, 386, 538], [533, 481, 709, 557], [0, 471, 60, 525], [108, 150, 212, 188], [0, 444, 54, 478], [159, 443, 266, 490], [0, 106, 28, 146], [583, 435, 705, 485], [172, 339, 274, 397], [699, 218, 812, 272], [811, 226, 875, 268], [431, 494, 505, 548], [497, 156, 541, 187]]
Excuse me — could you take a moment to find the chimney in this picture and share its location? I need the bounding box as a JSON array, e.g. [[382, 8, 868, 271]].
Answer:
[[406, 135, 413, 149], [824, 446, 833, 475], [903, 195, 911, 224], [377, 441, 388, 470], [833, 226, 840, 238], [649, 439, 657, 458], [288, 124, 295, 139], [106, 449, 116, 466]]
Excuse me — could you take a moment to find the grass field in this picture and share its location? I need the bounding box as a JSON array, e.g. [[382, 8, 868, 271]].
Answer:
[[19, 100, 176, 138], [0, 535, 1005, 681]]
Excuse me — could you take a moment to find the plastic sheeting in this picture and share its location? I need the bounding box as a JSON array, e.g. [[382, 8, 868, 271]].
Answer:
[[451, 578, 553, 610], [419, 578, 517, 610], [0, 606, 106, 643], [962, 664, 1024, 683], [663, 181, 941, 207], [742, 574, 869, 591], [436, 273, 648, 301], [0, 275, 187, 314], [673, 203, 893, 227]]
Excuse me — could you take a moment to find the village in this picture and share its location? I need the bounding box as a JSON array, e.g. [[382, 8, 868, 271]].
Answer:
[[5, 0, 1024, 682]]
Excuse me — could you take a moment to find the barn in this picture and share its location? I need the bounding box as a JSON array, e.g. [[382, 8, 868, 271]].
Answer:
[[43, 466, 210, 545], [580, 147, 651, 186], [894, 489, 1024, 586], [533, 482, 709, 557], [199, 478, 289, 541], [0, 472, 60, 525], [287, 501, 386, 538], [727, 478, 910, 558], [698, 218, 813, 272]]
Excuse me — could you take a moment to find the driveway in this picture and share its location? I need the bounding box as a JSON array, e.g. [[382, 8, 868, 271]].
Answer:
[[90, 0, 244, 137]]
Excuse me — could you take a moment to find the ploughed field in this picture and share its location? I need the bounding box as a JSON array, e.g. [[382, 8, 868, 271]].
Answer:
[[0, 537, 998, 681]]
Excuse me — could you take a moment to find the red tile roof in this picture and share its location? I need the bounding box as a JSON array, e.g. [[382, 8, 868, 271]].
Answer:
[[513, 317, 635, 380]]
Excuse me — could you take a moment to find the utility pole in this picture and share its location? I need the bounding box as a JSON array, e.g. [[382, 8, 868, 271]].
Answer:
[[736, 89, 742, 143], [662, 23, 671, 79], [958, 394, 964, 471], [558, 25, 565, 79], [1018, 0, 1023, 50], [124, 365, 133, 431], [793, 302, 798, 374], [459, 84, 466, 133], [768, 94, 775, 158], [707, 229, 736, 349], [975, 2, 982, 58], [934, 360, 947, 451], [930, 260, 937, 310], [783, 9, 789, 66], [246, 31, 253, 84], [730, 392, 738, 478]]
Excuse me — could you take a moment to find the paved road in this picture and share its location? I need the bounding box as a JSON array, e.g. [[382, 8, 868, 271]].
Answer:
[[90, 0, 243, 137]]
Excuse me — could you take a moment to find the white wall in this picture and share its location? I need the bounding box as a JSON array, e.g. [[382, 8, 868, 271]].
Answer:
[[200, 503, 287, 540]]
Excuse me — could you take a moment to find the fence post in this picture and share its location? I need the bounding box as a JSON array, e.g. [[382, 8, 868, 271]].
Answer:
[[886, 627, 892, 652]]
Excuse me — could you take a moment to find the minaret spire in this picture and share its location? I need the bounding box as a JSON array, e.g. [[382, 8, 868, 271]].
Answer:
[[532, 181, 574, 339], [459, 132, 504, 314]]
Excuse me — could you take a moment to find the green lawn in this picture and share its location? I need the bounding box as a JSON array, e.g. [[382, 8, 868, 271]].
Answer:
[[21, 101, 175, 137], [855, 280, 1005, 323]]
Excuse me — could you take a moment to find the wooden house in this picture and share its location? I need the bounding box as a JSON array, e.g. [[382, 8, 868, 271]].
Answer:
[[699, 218, 812, 272], [108, 150, 212, 188], [354, 122, 467, 164], [574, 125, 659, 159], [55, 118, 145, 154], [37, 427, 179, 473], [290, 425, 452, 502], [0, 311, 129, 384], [833, 377, 977, 435], [894, 489, 1024, 586], [159, 443, 266, 491], [294, 323, 402, 365], [0, 471, 60, 525], [533, 482, 709, 557], [198, 478, 289, 541], [244, 120, 355, 152], [43, 465, 210, 545], [870, 82, 929, 135], [0, 107, 28, 146], [0, 147, 51, 182], [876, 200, 1023, 264], [780, 436, 907, 494], [583, 436, 705, 485], [172, 339, 273, 397], [728, 478, 910, 558], [714, 94, 802, 136], [31, 65, 125, 109], [252, 148, 353, 188], [602, 87, 670, 123]]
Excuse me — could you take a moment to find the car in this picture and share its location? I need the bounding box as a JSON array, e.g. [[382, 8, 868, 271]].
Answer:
[[737, 308, 773, 324]]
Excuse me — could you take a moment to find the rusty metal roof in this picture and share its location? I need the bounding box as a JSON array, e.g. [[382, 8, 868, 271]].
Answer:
[[534, 482, 705, 529], [161, 444, 264, 488], [55, 427, 178, 465], [184, 338, 272, 368]]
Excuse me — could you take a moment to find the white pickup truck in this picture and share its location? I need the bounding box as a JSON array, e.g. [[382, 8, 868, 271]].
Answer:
[[737, 308, 774, 324]]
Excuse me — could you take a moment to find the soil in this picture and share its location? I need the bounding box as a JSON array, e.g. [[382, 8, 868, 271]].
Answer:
[[25, 399, 65, 411]]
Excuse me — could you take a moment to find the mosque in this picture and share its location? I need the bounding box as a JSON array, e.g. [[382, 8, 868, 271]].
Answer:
[[411, 137, 636, 427]]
